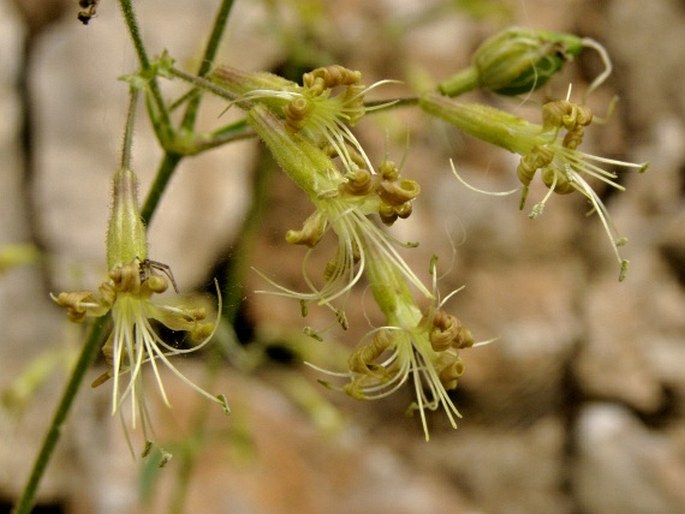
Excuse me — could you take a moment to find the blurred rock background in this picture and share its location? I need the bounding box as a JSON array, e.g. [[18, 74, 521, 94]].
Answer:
[[0, 0, 684, 513]]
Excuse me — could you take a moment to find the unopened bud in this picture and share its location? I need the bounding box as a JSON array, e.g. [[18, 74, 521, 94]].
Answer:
[[439, 27, 584, 97]]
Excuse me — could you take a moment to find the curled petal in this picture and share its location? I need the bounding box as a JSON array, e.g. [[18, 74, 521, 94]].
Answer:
[[377, 179, 421, 206]]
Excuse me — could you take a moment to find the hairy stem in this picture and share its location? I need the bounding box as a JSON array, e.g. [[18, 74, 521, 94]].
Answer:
[[140, 151, 182, 226], [120, 88, 139, 170], [141, 0, 236, 224], [180, 0, 236, 131], [118, 0, 170, 128], [170, 67, 239, 102]]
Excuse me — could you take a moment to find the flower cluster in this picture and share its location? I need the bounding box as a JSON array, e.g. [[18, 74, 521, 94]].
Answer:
[[420, 92, 648, 281], [213, 65, 478, 438], [218, 65, 429, 306]]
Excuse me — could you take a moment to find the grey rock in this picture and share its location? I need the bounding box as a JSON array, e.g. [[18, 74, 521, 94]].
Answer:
[[574, 404, 685, 514]]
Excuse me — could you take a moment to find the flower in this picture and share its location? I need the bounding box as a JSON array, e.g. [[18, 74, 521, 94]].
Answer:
[[420, 92, 649, 281], [226, 67, 425, 311], [309, 256, 479, 441], [247, 104, 429, 315], [52, 168, 228, 455], [213, 64, 397, 174]]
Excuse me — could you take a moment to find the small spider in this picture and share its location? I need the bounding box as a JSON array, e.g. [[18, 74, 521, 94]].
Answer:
[[139, 258, 179, 293]]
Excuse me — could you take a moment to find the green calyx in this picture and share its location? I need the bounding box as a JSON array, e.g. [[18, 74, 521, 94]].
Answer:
[[106, 168, 148, 269]]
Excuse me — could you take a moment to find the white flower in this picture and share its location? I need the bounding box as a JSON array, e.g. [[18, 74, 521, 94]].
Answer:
[[309, 257, 484, 441], [53, 259, 229, 454], [421, 93, 648, 280]]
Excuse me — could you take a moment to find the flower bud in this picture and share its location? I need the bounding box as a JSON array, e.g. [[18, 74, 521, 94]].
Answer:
[[438, 27, 584, 96]]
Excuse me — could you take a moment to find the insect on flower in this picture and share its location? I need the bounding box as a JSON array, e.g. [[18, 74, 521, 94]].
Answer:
[[52, 164, 229, 456], [54, 258, 229, 455]]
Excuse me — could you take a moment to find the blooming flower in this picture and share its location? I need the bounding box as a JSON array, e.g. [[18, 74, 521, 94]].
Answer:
[[213, 64, 397, 175], [310, 256, 479, 440], [420, 92, 649, 281], [52, 168, 228, 455], [215, 65, 426, 309], [248, 103, 430, 317]]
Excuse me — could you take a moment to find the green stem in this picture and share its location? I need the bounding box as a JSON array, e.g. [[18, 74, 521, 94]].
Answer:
[[12, 316, 111, 514], [180, 0, 236, 131], [183, 120, 254, 156], [118, 0, 171, 128], [140, 151, 182, 226], [170, 67, 239, 103], [437, 66, 479, 97], [141, 0, 235, 225], [118, 0, 149, 68], [121, 88, 139, 169], [169, 88, 200, 112]]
